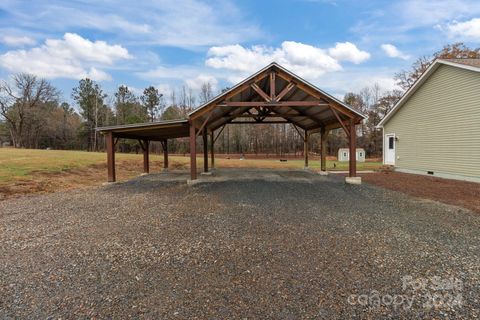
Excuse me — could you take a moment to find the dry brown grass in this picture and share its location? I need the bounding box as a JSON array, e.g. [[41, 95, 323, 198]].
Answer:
[[0, 148, 381, 200]]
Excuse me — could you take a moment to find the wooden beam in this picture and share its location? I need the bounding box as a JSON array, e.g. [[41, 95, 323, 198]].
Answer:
[[221, 101, 324, 107], [292, 124, 305, 141], [106, 132, 116, 182], [203, 130, 208, 173], [196, 110, 213, 136], [260, 107, 308, 130], [275, 106, 324, 124], [320, 127, 328, 172], [229, 120, 291, 124], [189, 71, 270, 120], [234, 114, 308, 119], [210, 131, 215, 169], [213, 125, 226, 143], [189, 123, 197, 180], [251, 83, 271, 102], [330, 107, 350, 137], [304, 129, 309, 168], [349, 119, 357, 177], [142, 140, 149, 174], [161, 139, 168, 169], [270, 72, 276, 99], [208, 106, 251, 131], [276, 71, 357, 118], [276, 82, 296, 101]]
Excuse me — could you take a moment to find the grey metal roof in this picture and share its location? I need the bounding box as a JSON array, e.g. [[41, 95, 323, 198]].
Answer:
[[96, 119, 190, 140], [96, 119, 188, 132]]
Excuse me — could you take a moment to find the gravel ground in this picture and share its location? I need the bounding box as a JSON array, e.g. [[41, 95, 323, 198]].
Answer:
[[1, 169, 479, 319]]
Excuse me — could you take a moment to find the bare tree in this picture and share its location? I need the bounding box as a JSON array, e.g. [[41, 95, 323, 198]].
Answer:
[[199, 82, 213, 104], [0, 73, 59, 147], [394, 43, 480, 90]]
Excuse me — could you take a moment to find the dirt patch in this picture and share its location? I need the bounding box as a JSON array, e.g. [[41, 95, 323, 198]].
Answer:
[[359, 171, 480, 213]]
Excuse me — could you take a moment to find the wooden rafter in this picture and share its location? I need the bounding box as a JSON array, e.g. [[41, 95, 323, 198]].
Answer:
[[189, 71, 270, 120], [276, 71, 355, 119], [330, 107, 350, 137], [160, 139, 167, 150], [271, 105, 325, 125], [292, 124, 305, 140], [230, 120, 290, 124], [236, 114, 301, 118], [220, 101, 325, 107], [213, 125, 226, 143], [258, 107, 306, 129], [138, 139, 147, 151], [251, 83, 271, 102], [270, 72, 276, 100], [195, 110, 214, 136], [276, 82, 296, 101]]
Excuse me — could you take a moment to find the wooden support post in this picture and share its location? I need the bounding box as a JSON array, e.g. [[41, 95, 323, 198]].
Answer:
[[320, 127, 328, 172], [270, 72, 276, 99], [106, 132, 116, 182], [142, 140, 149, 174], [162, 139, 168, 169], [210, 131, 215, 169], [304, 130, 309, 168], [203, 130, 208, 172], [189, 123, 197, 180], [349, 119, 357, 177]]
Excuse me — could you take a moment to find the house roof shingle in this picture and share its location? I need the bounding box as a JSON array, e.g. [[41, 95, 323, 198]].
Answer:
[[441, 58, 480, 68]]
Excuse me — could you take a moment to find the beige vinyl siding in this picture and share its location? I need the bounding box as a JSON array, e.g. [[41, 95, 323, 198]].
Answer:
[[384, 64, 480, 179]]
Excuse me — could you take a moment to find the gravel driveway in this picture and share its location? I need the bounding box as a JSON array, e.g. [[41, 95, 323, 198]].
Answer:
[[1, 169, 479, 319]]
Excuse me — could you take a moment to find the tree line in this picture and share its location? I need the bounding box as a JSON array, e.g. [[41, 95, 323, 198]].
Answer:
[[0, 43, 478, 158]]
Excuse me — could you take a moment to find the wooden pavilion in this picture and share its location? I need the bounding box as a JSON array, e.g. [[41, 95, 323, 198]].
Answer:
[[97, 63, 366, 183]]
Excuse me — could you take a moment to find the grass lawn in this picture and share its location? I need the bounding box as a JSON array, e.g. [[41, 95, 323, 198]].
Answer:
[[0, 148, 381, 183], [0, 148, 381, 199], [0, 148, 144, 183]]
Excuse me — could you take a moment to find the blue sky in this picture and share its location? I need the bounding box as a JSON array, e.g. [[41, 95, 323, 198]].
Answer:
[[1, 0, 480, 104]]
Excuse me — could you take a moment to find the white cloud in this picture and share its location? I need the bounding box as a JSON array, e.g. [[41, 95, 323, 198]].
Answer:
[[328, 42, 371, 63], [442, 18, 480, 41], [0, 35, 36, 46], [395, 0, 480, 28], [381, 44, 410, 60], [140, 41, 371, 94], [318, 69, 399, 98], [186, 74, 218, 91], [0, 33, 131, 81], [0, 0, 262, 48], [140, 65, 207, 81], [139, 65, 220, 92], [205, 41, 370, 80], [351, 0, 480, 45], [156, 84, 173, 96]]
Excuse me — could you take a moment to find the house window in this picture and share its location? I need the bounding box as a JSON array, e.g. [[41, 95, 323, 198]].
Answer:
[[388, 136, 394, 149]]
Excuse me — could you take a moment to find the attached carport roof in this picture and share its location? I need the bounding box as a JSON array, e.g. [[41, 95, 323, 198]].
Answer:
[[97, 119, 189, 140]]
